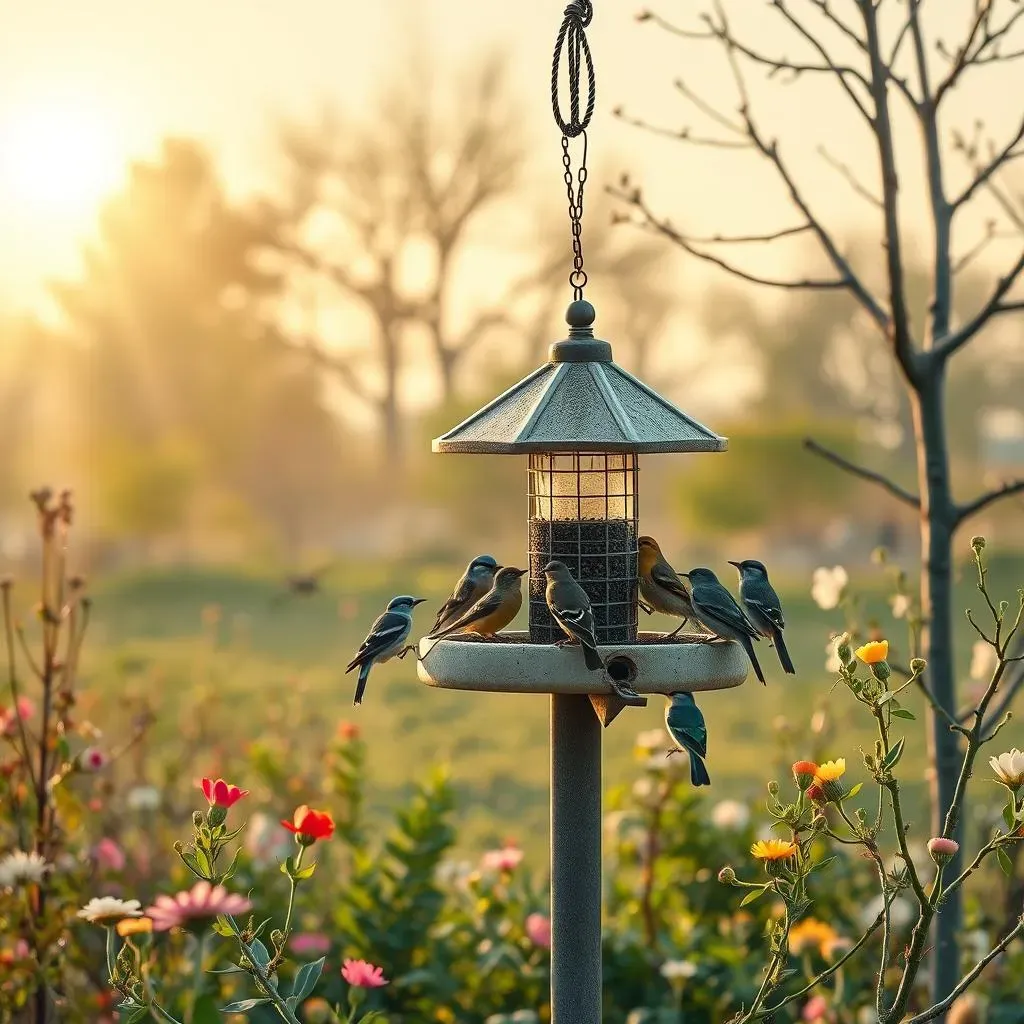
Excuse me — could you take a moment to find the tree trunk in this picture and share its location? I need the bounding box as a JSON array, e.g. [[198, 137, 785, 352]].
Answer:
[[911, 365, 961, 1007]]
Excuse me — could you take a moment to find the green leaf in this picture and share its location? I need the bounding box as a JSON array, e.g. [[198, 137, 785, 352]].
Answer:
[[294, 862, 317, 880], [194, 847, 212, 877], [847, 782, 864, 799], [891, 708, 916, 721], [124, 1009, 149, 1024], [220, 849, 241, 882], [212, 917, 234, 938], [290, 956, 326, 1002], [248, 938, 271, 969], [882, 738, 906, 771], [1003, 802, 1016, 832], [191, 994, 221, 1024], [997, 847, 1014, 877], [740, 886, 767, 907], [221, 998, 271, 1011], [206, 964, 246, 975]]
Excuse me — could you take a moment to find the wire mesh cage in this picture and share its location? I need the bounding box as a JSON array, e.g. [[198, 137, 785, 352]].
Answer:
[[528, 452, 639, 644]]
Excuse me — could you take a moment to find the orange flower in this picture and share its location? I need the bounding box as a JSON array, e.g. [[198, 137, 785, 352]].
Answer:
[[855, 640, 889, 665], [117, 917, 154, 938], [789, 917, 841, 958], [282, 805, 335, 844], [792, 761, 819, 791], [750, 839, 798, 861]]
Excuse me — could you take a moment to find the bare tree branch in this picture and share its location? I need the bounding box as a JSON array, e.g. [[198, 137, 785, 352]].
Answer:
[[937, 251, 1024, 357], [818, 145, 882, 208], [953, 114, 1024, 209], [957, 478, 1024, 524], [935, 3, 1024, 104], [952, 220, 1000, 275], [636, 9, 713, 41], [981, 633, 1024, 741], [803, 437, 921, 509], [291, 335, 377, 408], [672, 77, 746, 136], [612, 108, 753, 149]]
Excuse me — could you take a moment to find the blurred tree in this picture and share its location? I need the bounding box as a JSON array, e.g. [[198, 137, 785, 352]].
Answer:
[[52, 139, 348, 554], [616, 1, 1024, 1004]]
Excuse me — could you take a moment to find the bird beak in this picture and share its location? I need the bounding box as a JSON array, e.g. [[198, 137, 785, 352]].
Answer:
[[727, 560, 741, 569], [412, 598, 427, 606]]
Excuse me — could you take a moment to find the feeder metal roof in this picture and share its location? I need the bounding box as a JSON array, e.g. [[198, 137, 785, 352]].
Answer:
[[433, 301, 728, 455]]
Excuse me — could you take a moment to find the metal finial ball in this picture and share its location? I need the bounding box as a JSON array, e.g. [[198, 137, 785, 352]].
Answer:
[[566, 299, 596, 329]]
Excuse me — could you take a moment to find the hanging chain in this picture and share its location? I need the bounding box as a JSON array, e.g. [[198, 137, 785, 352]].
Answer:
[[551, 1, 596, 302]]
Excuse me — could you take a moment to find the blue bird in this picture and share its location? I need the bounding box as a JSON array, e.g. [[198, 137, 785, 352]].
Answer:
[[429, 555, 500, 636], [665, 691, 710, 787], [729, 559, 796, 675], [346, 595, 426, 705]]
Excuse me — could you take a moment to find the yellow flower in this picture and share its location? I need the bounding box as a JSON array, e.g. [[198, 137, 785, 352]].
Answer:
[[750, 839, 798, 861], [789, 917, 841, 958], [856, 640, 889, 664], [116, 916, 153, 938], [815, 759, 846, 782]]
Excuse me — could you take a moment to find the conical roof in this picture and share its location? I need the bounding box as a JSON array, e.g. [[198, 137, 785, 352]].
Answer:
[[433, 301, 728, 454]]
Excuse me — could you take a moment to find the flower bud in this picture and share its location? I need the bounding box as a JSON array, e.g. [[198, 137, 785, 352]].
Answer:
[[173, 841, 184, 854], [792, 761, 819, 791], [971, 536, 986, 552], [192, 811, 204, 829], [927, 836, 959, 866], [910, 658, 926, 675], [208, 806, 228, 827], [767, 780, 780, 797], [836, 633, 852, 666], [717, 866, 737, 885], [871, 660, 891, 682], [806, 783, 827, 805], [270, 929, 285, 948]]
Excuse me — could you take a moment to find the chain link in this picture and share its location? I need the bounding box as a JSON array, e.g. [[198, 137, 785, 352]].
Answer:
[[552, 2, 595, 302]]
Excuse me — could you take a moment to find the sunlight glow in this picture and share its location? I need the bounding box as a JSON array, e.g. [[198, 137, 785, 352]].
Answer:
[[0, 99, 121, 217]]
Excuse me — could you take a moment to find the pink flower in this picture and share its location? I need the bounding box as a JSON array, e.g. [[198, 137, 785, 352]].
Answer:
[[200, 777, 249, 809], [291, 932, 331, 956], [93, 838, 126, 872], [80, 747, 107, 772], [145, 881, 253, 932], [525, 913, 551, 949], [802, 994, 830, 1022], [0, 697, 34, 736], [481, 844, 524, 873], [927, 837, 959, 865], [341, 958, 389, 988]]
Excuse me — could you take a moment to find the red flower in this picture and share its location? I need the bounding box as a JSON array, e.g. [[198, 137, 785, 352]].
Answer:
[[281, 805, 335, 843], [341, 958, 389, 988], [792, 761, 819, 792], [201, 778, 249, 809], [806, 783, 827, 804]]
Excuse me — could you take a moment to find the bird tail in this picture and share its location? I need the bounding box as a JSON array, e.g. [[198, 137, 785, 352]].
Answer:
[[689, 752, 711, 787], [743, 636, 767, 685], [583, 642, 604, 671], [773, 627, 796, 674], [353, 663, 371, 706]]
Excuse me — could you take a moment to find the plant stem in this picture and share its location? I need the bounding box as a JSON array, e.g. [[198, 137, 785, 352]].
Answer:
[[185, 933, 207, 1024], [226, 917, 302, 1024], [283, 846, 305, 939]]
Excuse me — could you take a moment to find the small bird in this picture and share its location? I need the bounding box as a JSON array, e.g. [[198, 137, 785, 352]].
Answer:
[[429, 555, 501, 635], [543, 560, 603, 671], [346, 595, 426, 706], [665, 691, 710, 787], [638, 536, 696, 637], [270, 562, 336, 607], [729, 559, 796, 675], [682, 567, 766, 685], [428, 567, 527, 640]]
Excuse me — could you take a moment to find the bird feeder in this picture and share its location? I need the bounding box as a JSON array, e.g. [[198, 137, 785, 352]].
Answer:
[[417, 5, 747, 1020]]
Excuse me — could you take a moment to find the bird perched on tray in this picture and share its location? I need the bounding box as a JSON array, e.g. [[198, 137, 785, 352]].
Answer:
[[346, 595, 426, 706], [543, 560, 604, 671], [638, 536, 696, 637], [682, 567, 766, 685], [427, 566, 527, 640], [665, 691, 710, 787], [429, 554, 500, 635], [729, 558, 796, 675]]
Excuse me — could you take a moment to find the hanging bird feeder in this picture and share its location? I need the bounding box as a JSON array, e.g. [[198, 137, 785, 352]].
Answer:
[[417, 4, 747, 1021]]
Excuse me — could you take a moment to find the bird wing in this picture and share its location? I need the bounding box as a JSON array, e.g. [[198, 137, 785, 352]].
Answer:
[[665, 693, 707, 756], [651, 560, 691, 601], [346, 611, 410, 672], [430, 571, 476, 633], [432, 587, 504, 638], [745, 592, 785, 631], [552, 602, 598, 645], [693, 585, 759, 636]]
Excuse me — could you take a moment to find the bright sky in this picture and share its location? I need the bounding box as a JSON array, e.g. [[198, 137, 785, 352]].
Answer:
[[1, 1, 1022, 326]]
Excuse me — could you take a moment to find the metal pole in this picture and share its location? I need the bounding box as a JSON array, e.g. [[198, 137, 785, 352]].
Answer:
[[550, 693, 602, 1024]]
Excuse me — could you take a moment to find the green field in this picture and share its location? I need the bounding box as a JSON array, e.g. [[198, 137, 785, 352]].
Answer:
[[70, 551, 1024, 857]]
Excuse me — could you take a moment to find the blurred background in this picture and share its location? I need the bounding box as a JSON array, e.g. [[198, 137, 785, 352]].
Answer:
[[2, 0, 1022, 853]]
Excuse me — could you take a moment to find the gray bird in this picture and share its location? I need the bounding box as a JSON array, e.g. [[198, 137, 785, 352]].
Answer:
[[665, 691, 710, 787], [429, 555, 500, 636], [428, 567, 527, 640], [681, 567, 766, 685], [346, 595, 426, 705], [638, 535, 696, 637], [543, 560, 604, 671], [729, 559, 796, 675]]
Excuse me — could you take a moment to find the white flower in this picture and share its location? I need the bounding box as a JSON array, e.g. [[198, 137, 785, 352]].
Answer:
[[636, 729, 669, 751], [811, 566, 848, 610], [77, 897, 143, 926], [825, 639, 843, 674], [860, 895, 914, 931], [890, 594, 911, 619], [990, 748, 1024, 790], [660, 959, 698, 980], [126, 786, 161, 812], [0, 851, 52, 888], [970, 641, 998, 682], [632, 778, 654, 799], [711, 800, 750, 831]]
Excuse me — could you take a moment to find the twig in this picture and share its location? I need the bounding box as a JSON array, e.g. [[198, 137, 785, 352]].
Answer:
[[803, 438, 920, 509], [953, 116, 1024, 209], [817, 146, 882, 208], [956, 479, 1024, 523], [612, 109, 753, 149]]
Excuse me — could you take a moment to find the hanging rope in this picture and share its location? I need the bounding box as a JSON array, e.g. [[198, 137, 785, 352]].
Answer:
[[551, 2, 596, 301]]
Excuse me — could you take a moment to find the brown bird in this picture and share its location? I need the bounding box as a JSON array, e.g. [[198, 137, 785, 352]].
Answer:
[[638, 536, 696, 638], [428, 567, 527, 640]]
